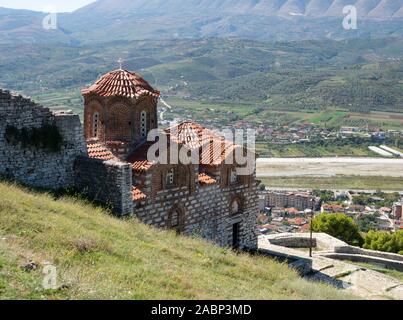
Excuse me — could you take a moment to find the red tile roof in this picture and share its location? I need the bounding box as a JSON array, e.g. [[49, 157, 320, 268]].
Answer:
[[323, 204, 344, 212], [200, 140, 239, 166], [165, 121, 241, 165], [127, 142, 155, 172], [132, 186, 147, 201], [127, 121, 248, 170], [288, 218, 306, 226], [81, 69, 160, 99], [285, 208, 300, 214], [165, 121, 217, 150], [198, 173, 217, 185], [87, 140, 117, 161]]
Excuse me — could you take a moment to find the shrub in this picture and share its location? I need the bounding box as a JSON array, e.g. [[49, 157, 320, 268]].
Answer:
[[5, 124, 62, 152], [363, 230, 403, 255], [312, 213, 364, 247]]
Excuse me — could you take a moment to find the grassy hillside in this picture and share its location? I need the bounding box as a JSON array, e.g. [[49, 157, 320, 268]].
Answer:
[[0, 182, 350, 300]]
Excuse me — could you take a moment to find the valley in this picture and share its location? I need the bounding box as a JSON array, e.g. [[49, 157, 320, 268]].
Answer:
[[0, 0, 403, 303]]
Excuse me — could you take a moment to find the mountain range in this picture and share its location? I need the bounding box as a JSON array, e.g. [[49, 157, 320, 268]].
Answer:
[[1, 0, 403, 44], [72, 0, 403, 18]]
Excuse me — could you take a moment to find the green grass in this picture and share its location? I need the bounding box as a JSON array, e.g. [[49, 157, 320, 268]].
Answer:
[[257, 143, 375, 158], [0, 182, 351, 300], [309, 111, 349, 125], [261, 176, 403, 191]]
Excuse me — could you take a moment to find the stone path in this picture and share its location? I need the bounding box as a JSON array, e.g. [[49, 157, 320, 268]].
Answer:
[[259, 236, 403, 300]]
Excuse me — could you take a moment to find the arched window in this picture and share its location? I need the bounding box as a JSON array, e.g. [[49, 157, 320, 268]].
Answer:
[[168, 205, 185, 233], [171, 210, 180, 228], [231, 200, 240, 215], [141, 111, 147, 138], [230, 197, 243, 216], [93, 112, 100, 138]]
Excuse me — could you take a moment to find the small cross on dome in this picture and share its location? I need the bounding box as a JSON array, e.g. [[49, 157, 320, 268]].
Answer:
[[117, 58, 124, 70]]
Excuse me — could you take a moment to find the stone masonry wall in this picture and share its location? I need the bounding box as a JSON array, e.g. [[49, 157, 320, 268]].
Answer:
[[74, 156, 133, 216], [134, 176, 259, 250], [0, 89, 87, 189]]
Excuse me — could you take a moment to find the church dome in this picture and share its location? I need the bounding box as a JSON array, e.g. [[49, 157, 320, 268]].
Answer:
[[81, 69, 160, 99]]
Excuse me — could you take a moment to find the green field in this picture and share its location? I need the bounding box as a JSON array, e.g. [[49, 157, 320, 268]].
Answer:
[[256, 143, 376, 158], [0, 182, 350, 300], [261, 176, 403, 191]]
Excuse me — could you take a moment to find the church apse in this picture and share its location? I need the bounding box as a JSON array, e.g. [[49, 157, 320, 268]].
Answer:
[[81, 68, 160, 161]]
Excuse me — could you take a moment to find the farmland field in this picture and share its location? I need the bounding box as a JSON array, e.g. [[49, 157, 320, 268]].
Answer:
[[256, 143, 376, 158], [260, 176, 403, 191]]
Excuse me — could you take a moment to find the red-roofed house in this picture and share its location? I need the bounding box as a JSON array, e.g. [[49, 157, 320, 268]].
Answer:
[[323, 204, 344, 213]]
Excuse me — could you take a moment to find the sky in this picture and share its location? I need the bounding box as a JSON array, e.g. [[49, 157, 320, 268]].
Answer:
[[0, 0, 96, 12]]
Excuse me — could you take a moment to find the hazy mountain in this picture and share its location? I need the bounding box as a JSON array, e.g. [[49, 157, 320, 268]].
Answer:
[[0, 8, 75, 44], [71, 0, 403, 18], [1, 0, 403, 44]]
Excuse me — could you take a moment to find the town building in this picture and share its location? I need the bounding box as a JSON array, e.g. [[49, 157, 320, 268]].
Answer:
[[263, 190, 321, 211], [393, 202, 403, 220]]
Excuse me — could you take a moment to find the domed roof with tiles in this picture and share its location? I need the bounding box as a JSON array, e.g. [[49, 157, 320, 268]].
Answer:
[[81, 69, 160, 99]]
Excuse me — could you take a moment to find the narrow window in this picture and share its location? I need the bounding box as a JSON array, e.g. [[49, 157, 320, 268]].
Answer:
[[231, 199, 240, 215], [230, 168, 238, 184], [141, 111, 147, 138], [166, 168, 175, 186], [93, 112, 99, 138]]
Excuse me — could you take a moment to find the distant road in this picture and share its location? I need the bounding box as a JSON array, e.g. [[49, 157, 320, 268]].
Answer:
[[263, 186, 403, 194], [256, 157, 403, 178]]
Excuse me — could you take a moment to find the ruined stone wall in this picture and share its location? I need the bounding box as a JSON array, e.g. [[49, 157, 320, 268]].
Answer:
[[0, 89, 87, 189], [335, 245, 403, 262], [268, 236, 317, 248], [74, 156, 133, 216], [134, 176, 259, 250]]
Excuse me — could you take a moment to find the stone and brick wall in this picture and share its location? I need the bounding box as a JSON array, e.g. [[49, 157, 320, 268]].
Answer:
[[134, 168, 259, 250], [74, 156, 133, 216], [0, 89, 87, 189]]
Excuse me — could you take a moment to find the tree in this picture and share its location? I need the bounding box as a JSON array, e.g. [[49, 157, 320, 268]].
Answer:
[[363, 230, 403, 255], [312, 213, 364, 247], [357, 213, 379, 233]]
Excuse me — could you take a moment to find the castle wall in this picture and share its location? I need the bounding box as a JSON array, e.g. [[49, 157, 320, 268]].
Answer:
[[0, 89, 87, 189], [134, 176, 259, 250], [74, 156, 133, 216]]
